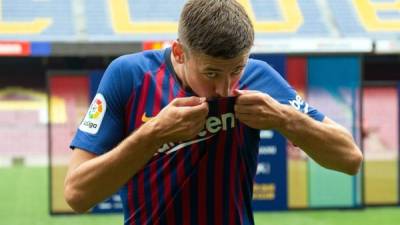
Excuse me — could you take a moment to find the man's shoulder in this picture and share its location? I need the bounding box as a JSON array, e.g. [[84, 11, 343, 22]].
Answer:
[[113, 49, 166, 69], [245, 58, 275, 73], [106, 49, 166, 84], [241, 58, 278, 81], [240, 58, 291, 93]]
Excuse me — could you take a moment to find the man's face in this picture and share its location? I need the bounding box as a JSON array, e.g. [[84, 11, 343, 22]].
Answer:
[[174, 43, 248, 98]]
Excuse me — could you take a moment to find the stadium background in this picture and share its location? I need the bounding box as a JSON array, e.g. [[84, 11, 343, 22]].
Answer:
[[1, 0, 400, 224]]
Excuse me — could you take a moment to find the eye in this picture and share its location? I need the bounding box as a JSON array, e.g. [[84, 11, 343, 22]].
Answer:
[[231, 68, 243, 76], [204, 72, 218, 78]]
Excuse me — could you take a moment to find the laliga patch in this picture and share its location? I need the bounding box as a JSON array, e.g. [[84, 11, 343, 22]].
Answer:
[[79, 93, 106, 134]]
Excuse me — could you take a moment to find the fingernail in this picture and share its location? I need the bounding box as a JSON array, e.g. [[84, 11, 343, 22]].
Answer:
[[199, 97, 206, 103], [234, 89, 243, 95]]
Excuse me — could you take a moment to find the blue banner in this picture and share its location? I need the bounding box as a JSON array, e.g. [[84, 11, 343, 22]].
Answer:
[[251, 54, 288, 211], [252, 130, 287, 211]]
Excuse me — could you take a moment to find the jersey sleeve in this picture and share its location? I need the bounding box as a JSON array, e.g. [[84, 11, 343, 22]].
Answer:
[[70, 56, 134, 155], [241, 59, 325, 122]]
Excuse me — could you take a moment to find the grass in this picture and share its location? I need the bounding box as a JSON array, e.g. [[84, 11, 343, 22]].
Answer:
[[254, 208, 400, 225], [0, 166, 121, 225], [1, 166, 399, 225]]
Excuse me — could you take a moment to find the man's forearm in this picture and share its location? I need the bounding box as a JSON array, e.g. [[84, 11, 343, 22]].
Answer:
[[277, 106, 362, 175], [65, 97, 208, 213], [64, 121, 162, 213]]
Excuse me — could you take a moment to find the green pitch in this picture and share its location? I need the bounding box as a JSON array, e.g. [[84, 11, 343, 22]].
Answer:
[[1, 166, 399, 225]]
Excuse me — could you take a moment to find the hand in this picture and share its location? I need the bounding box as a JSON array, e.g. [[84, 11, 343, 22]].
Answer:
[[234, 89, 287, 130], [149, 96, 209, 144]]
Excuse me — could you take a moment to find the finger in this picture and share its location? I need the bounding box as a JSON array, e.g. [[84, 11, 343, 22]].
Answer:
[[236, 94, 265, 105], [193, 120, 206, 133], [233, 89, 260, 96], [182, 117, 207, 139], [233, 89, 242, 96], [181, 102, 209, 117], [236, 114, 259, 128], [191, 102, 209, 115], [236, 112, 255, 121], [234, 104, 259, 114], [236, 115, 252, 126], [173, 96, 206, 107]]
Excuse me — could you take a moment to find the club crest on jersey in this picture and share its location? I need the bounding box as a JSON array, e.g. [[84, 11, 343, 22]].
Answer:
[[79, 93, 107, 134], [156, 112, 236, 155]]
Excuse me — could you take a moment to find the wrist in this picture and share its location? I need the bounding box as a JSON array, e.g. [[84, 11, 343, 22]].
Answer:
[[140, 118, 168, 147], [128, 119, 165, 149], [276, 105, 295, 133], [277, 105, 314, 135]]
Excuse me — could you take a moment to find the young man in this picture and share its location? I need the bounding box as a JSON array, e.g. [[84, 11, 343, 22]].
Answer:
[[65, 0, 363, 224]]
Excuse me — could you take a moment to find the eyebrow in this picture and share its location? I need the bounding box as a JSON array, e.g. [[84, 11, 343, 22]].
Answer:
[[234, 65, 246, 69], [203, 64, 246, 72], [203, 67, 223, 72]]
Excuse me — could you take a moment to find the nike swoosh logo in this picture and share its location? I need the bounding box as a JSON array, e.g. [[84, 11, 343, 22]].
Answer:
[[141, 113, 154, 123], [166, 135, 215, 155]]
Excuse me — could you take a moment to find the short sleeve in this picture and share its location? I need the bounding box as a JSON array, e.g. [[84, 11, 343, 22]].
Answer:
[[70, 56, 134, 155], [240, 59, 325, 122]]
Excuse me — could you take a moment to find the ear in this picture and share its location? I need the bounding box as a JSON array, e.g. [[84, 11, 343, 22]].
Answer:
[[171, 41, 185, 64]]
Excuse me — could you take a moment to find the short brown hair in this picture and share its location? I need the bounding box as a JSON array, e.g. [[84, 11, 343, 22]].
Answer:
[[178, 0, 254, 59]]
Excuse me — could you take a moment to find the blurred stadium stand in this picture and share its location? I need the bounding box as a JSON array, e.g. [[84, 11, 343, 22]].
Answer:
[[0, 0, 400, 54], [328, 0, 368, 37], [0, 88, 47, 166], [2, 0, 74, 40]]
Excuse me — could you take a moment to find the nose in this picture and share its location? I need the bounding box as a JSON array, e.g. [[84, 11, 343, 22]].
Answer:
[[214, 76, 231, 97]]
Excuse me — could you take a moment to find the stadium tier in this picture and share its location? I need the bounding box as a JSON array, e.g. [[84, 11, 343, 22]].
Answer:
[[0, 0, 400, 41]]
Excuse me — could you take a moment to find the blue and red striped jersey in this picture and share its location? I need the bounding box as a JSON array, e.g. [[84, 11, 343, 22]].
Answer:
[[70, 48, 324, 225]]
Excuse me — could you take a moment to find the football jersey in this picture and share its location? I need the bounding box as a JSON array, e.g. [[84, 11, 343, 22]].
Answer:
[[70, 48, 324, 225]]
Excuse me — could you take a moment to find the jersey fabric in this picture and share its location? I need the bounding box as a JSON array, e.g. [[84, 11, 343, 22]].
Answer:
[[70, 48, 325, 225]]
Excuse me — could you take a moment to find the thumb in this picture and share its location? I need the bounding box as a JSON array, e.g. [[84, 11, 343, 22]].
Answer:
[[173, 96, 206, 107], [233, 89, 258, 95], [233, 89, 244, 96]]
